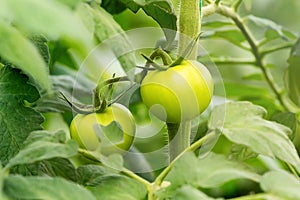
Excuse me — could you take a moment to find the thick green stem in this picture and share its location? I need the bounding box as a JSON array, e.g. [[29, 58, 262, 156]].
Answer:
[[166, 0, 201, 162], [167, 122, 191, 161], [155, 48, 173, 65], [155, 131, 216, 186], [167, 0, 201, 162], [121, 168, 154, 200], [78, 149, 155, 199], [178, 0, 201, 59]]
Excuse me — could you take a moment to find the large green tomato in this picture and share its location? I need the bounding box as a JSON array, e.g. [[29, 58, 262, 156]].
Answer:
[[70, 103, 136, 155], [140, 60, 213, 123]]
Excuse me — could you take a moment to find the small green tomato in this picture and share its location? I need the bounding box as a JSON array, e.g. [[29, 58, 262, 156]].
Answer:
[[70, 103, 136, 155]]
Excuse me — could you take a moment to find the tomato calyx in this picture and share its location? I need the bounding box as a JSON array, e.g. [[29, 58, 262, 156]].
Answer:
[[169, 33, 201, 67], [138, 33, 202, 78], [60, 75, 134, 114], [93, 75, 131, 113], [141, 53, 170, 71], [59, 92, 94, 114]]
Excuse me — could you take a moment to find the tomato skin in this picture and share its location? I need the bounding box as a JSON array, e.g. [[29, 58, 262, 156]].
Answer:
[[70, 103, 136, 155], [140, 60, 213, 123]]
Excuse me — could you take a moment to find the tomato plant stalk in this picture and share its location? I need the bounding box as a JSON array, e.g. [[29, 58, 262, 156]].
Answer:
[[167, 0, 201, 161]]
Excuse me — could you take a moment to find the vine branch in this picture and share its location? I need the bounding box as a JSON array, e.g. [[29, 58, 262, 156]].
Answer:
[[121, 168, 154, 200], [155, 131, 217, 186], [202, 3, 299, 113], [261, 44, 294, 58], [210, 57, 256, 65]]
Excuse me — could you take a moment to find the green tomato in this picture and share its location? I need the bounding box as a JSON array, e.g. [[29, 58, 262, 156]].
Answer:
[[140, 60, 213, 123], [70, 103, 136, 155]]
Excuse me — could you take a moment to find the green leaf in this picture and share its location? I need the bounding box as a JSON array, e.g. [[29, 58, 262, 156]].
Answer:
[[8, 130, 68, 177], [101, 0, 127, 14], [271, 112, 297, 140], [76, 164, 118, 186], [0, 66, 44, 165], [3, 0, 92, 54], [242, 73, 264, 81], [224, 82, 269, 97], [48, 41, 78, 69], [99, 154, 124, 171], [285, 38, 300, 107], [0, 166, 5, 200], [171, 185, 220, 200], [219, 0, 240, 6], [160, 152, 260, 199], [239, 96, 282, 118], [30, 35, 50, 66], [6, 132, 78, 169], [261, 171, 300, 200], [33, 75, 92, 113], [75, 3, 95, 39], [59, 0, 83, 9], [91, 6, 137, 74], [202, 29, 249, 50], [24, 130, 67, 145], [209, 101, 300, 172], [4, 175, 96, 200], [202, 21, 235, 29], [120, 0, 177, 43], [124, 146, 156, 181], [39, 158, 77, 182], [9, 163, 40, 176], [0, 22, 51, 91], [88, 175, 147, 200], [229, 144, 258, 162], [246, 15, 297, 45]]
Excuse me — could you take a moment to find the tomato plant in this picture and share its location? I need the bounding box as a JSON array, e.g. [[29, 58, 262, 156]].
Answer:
[[141, 60, 213, 123], [0, 0, 300, 200]]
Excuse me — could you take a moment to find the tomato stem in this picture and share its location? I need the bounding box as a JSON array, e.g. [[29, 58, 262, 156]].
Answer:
[[178, 0, 201, 59], [141, 54, 168, 71], [167, 0, 202, 162], [59, 92, 94, 114], [121, 168, 154, 199], [79, 148, 155, 199], [93, 76, 131, 112], [167, 122, 191, 161], [169, 33, 201, 67], [154, 48, 173, 65], [155, 131, 217, 186], [140, 48, 174, 72]]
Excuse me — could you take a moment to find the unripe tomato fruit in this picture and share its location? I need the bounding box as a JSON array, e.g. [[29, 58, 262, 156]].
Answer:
[[70, 103, 135, 155], [140, 60, 213, 123]]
